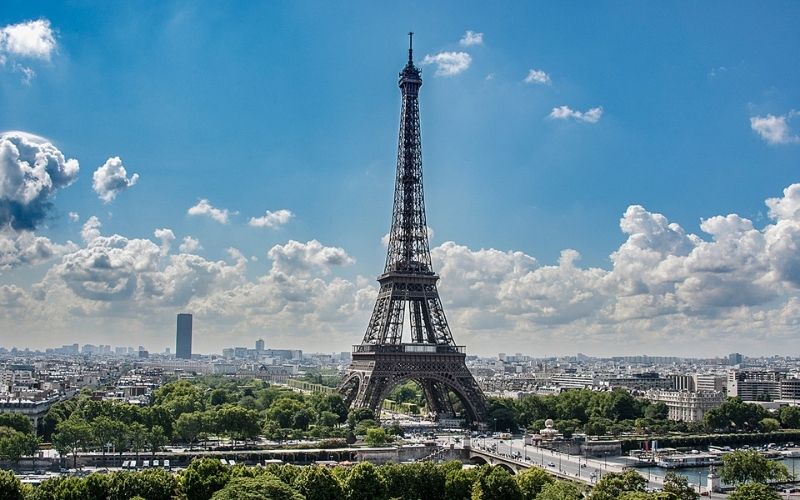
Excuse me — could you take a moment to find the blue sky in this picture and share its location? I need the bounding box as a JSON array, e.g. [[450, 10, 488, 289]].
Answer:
[[1, 2, 799, 356]]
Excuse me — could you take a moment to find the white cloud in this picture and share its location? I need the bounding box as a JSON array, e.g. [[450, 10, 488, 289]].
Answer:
[[0, 131, 80, 230], [179, 236, 202, 253], [92, 157, 139, 203], [0, 228, 76, 270], [549, 105, 603, 124], [267, 239, 354, 275], [459, 30, 483, 46], [524, 69, 551, 85], [421, 51, 471, 77], [248, 209, 293, 229], [68, 212, 79, 222], [750, 112, 800, 145], [81, 216, 102, 244], [153, 228, 175, 255], [11, 183, 800, 355], [187, 199, 235, 224], [0, 20, 57, 82], [0, 20, 56, 60]]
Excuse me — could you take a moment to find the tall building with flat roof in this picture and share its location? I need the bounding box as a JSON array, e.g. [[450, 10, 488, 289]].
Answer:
[[176, 313, 192, 359]]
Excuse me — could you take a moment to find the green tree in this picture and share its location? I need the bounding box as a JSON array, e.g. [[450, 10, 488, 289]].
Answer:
[[318, 411, 340, 428], [727, 482, 781, 500], [181, 458, 232, 500], [515, 467, 553, 499], [704, 398, 768, 432], [444, 465, 480, 500], [354, 419, 379, 436], [269, 399, 307, 429], [146, 425, 168, 458], [347, 408, 376, 429], [471, 466, 522, 500], [294, 466, 344, 500], [536, 480, 583, 500], [644, 402, 669, 421], [759, 417, 781, 433], [211, 475, 304, 500], [780, 406, 800, 428], [91, 415, 126, 460], [486, 398, 519, 432], [662, 471, 698, 500], [107, 469, 179, 500], [52, 418, 92, 468], [590, 470, 648, 500], [0, 413, 33, 435], [0, 430, 30, 464], [345, 462, 386, 500], [365, 428, 390, 446], [0, 470, 25, 500], [720, 450, 790, 485], [216, 405, 261, 446], [128, 422, 148, 460], [176, 412, 205, 449], [83, 473, 111, 500]]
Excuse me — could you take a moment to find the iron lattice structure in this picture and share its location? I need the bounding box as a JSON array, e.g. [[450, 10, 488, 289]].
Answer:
[[339, 34, 487, 424]]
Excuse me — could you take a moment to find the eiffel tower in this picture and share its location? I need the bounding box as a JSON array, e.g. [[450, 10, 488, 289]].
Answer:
[[339, 34, 487, 424]]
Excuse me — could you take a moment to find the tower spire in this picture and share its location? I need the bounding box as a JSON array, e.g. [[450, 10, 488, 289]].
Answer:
[[408, 31, 414, 64]]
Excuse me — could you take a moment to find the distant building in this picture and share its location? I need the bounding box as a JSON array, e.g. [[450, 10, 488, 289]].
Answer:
[[255, 339, 265, 352], [728, 353, 743, 365], [176, 313, 192, 360], [694, 374, 726, 393], [728, 370, 783, 401]]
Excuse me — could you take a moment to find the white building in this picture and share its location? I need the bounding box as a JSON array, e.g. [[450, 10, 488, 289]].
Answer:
[[646, 390, 725, 422]]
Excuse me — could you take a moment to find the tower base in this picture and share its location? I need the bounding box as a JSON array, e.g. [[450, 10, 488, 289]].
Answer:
[[339, 344, 488, 424]]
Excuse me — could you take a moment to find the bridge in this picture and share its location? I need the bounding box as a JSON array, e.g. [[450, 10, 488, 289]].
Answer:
[[467, 447, 594, 484]]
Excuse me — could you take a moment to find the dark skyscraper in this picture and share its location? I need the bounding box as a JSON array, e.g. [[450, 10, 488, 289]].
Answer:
[[176, 313, 192, 359]]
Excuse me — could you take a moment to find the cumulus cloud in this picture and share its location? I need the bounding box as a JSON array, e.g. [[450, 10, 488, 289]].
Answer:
[[0, 228, 76, 270], [179, 236, 201, 253], [81, 216, 102, 244], [187, 199, 235, 224], [549, 105, 603, 123], [0, 131, 79, 230], [524, 69, 551, 85], [92, 157, 139, 203], [10, 183, 800, 355], [68, 212, 79, 222], [0, 20, 57, 82], [0, 20, 56, 60], [421, 51, 471, 76], [153, 228, 175, 255], [267, 239, 354, 275], [459, 30, 483, 46], [750, 112, 800, 145], [248, 209, 293, 229]]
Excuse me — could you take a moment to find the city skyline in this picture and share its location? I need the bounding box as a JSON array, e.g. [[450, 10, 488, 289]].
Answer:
[[1, 2, 800, 357]]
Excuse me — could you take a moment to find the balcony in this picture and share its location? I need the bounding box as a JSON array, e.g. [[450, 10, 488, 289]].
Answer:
[[352, 343, 465, 354]]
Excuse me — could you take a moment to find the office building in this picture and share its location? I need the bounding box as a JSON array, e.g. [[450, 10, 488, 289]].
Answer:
[[176, 313, 192, 360]]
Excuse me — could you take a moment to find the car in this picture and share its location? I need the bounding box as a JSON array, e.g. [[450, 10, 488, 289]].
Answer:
[[547, 462, 555, 467], [581, 463, 587, 468]]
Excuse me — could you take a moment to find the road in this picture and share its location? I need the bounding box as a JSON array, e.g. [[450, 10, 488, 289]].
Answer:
[[471, 436, 722, 496]]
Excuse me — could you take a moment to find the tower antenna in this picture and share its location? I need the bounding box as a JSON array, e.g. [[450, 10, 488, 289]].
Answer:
[[408, 32, 414, 64]]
